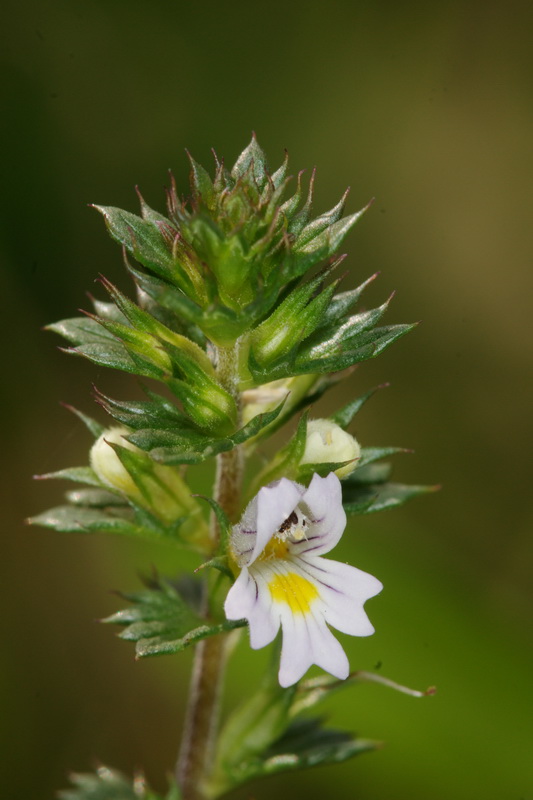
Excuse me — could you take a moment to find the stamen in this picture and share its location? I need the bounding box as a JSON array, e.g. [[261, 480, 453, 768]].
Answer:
[[276, 508, 309, 544]]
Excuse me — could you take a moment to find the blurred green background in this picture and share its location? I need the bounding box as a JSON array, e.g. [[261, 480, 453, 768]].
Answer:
[[2, 0, 532, 798]]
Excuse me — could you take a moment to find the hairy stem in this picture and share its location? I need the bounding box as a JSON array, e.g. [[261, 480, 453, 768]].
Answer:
[[177, 342, 243, 800]]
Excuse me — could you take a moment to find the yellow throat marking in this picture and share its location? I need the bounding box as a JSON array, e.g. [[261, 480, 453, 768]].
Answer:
[[268, 572, 319, 614]]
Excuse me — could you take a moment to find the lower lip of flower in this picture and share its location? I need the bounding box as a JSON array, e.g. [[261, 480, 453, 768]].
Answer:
[[268, 571, 319, 614]]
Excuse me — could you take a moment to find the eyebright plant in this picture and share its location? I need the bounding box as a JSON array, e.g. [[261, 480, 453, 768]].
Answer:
[[31, 135, 435, 800]]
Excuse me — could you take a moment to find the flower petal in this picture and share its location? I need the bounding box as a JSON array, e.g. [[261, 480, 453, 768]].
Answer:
[[224, 567, 281, 649], [224, 568, 257, 620], [250, 478, 304, 564], [293, 472, 347, 556], [277, 611, 349, 687], [295, 554, 382, 636]]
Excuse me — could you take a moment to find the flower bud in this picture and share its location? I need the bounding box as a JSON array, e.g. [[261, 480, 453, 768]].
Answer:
[[300, 419, 361, 478], [242, 375, 318, 426], [90, 426, 209, 546], [90, 427, 142, 499]]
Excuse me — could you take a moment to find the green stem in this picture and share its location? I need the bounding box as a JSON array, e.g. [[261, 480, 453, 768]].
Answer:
[[177, 342, 243, 800]]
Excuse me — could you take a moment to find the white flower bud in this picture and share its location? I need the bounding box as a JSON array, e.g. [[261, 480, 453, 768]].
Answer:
[[300, 419, 361, 478], [90, 426, 143, 500], [242, 375, 318, 426], [90, 427, 209, 546]]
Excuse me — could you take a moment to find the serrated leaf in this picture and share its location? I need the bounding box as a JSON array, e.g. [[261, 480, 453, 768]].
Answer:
[[90, 298, 129, 325], [330, 386, 383, 429], [293, 188, 349, 249], [95, 388, 192, 431], [343, 481, 438, 515], [231, 135, 269, 189], [293, 324, 416, 377], [187, 151, 215, 207], [64, 405, 105, 438], [104, 577, 246, 658], [28, 504, 145, 536], [193, 495, 231, 550], [128, 399, 286, 466], [230, 397, 287, 444], [47, 316, 117, 346], [28, 502, 185, 543], [315, 273, 378, 330], [100, 276, 214, 375], [58, 765, 180, 800], [134, 618, 246, 657], [296, 459, 355, 483], [35, 466, 104, 487], [67, 341, 140, 375], [247, 412, 308, 497], [214, 670, 297, 781], [93, 205, 175, 279], [302, 296, 394, 358], [218, 718, 376, 790], [357, 446, 411, 467]]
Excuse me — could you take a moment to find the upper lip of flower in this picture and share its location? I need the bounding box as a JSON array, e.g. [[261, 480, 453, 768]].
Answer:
[[231, 474, 347, 568]]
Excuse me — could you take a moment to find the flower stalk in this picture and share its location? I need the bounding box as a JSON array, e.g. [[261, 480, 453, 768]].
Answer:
[[177, 341, 243, 799]]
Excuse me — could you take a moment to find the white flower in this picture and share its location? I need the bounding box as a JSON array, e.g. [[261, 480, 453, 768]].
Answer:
[[224, 473, 382, 687], [300, 419, 361, 478]]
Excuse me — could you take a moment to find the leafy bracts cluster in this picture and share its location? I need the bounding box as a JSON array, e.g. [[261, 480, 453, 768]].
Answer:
[[47, 135, 413, 441], [32, 137, 434, 800]]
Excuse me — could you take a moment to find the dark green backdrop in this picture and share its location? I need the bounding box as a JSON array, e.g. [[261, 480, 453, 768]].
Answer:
[[2, 1, 532, 798]]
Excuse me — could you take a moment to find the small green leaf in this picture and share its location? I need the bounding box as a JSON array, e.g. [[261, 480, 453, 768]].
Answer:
[[58, 765, 180, 800], [215, 717, 377, 791], [94, 388, 191, 431], [293, 188, 349, 249], [46, 316, 117, 346], [293, 324, 416, 377], [28, 505, 147, 536], [231, 134, 269, 189], [134, 618, 246, 658], [214, 671, 297, 782], [330, 385, 384, 429], [67, 341, 141, 375], [230, 397, 287, 445], [35, 466, 104, 487], [193, 495, 231, 551], [63, 404, 105, 438], [315, 273, 378, 330], [127, 399, 286, 466], [357, 446, 411, 467], [343, 481, 439, 515], [93, 205, 175, 279], [247, 412, 308, 496], [195, 555, 234, 581], [296, 459, 355, 482], [187, 151, 215, 207], [104, 577, 245, 658]]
